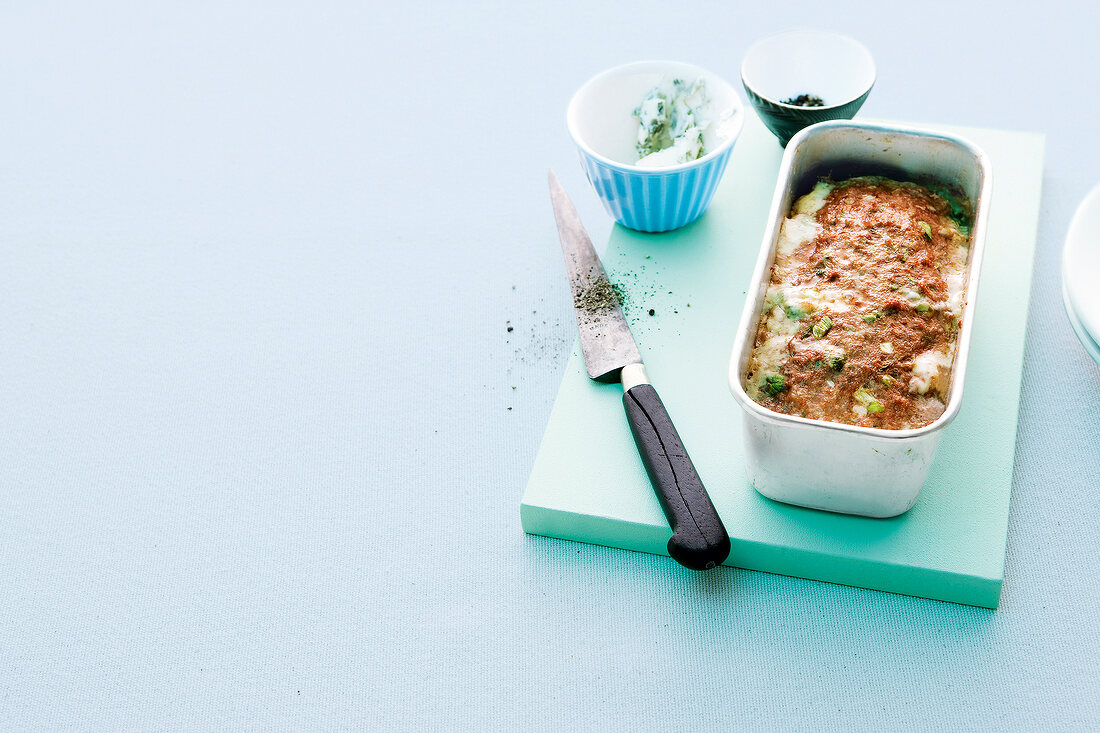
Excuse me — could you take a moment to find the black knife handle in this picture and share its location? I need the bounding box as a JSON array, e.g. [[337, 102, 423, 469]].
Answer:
[[622, 384, 731, 571]]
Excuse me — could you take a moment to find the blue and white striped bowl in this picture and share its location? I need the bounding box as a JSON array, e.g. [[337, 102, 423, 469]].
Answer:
[[567, 61, 745, 233]]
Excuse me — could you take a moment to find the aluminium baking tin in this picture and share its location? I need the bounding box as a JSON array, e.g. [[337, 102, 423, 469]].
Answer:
[[727, 120, 993, 517]]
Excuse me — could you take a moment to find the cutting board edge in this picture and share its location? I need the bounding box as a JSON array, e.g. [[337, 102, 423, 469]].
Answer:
[[521, 503, 1003, 608]]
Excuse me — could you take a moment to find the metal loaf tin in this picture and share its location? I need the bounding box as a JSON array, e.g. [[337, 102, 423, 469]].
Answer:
[[727, 120, 993, 517]]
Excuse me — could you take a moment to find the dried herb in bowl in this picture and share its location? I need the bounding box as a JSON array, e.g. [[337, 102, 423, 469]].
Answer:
[[782, 93, 825, 107]]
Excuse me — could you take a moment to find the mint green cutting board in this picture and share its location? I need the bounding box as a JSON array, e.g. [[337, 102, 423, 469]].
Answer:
[[521, 114, 1045, 608]]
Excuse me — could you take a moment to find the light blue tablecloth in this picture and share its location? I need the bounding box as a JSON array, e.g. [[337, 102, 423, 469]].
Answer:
[[2, 2, 1098, 730]]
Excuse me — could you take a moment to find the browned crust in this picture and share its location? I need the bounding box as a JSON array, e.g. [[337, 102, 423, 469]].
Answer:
[[747, 178, 968, 429]]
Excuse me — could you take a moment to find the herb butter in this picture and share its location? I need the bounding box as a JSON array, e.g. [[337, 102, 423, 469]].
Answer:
[[633, 78, 709, 168]]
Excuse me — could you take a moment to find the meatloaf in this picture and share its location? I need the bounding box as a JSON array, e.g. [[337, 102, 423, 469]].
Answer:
[[744, 176, 972, 430]]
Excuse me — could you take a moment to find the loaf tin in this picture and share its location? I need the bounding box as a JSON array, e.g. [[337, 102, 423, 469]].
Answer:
[[727, 120, 993, 517]]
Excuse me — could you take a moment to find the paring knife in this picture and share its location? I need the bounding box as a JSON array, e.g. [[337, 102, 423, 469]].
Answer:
[[547, 170, 731, 571]]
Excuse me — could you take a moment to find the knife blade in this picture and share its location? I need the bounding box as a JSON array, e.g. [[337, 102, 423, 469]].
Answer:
[[548, 170, 730, 571]]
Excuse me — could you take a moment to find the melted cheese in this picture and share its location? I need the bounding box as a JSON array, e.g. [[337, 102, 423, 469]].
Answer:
[[909, 348, 953, 395]]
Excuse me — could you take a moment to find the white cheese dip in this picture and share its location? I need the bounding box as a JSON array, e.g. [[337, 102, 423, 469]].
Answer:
[[633, 78, 709, 168]]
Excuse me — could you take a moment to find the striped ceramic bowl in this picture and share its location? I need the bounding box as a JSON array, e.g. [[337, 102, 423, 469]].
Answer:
[[741, 30, 875, 147], [566, 61, 745, 233]]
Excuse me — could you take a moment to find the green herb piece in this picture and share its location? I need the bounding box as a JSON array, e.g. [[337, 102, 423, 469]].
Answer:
[[634, 94, 671, 157], [867, 401, 885, 414], [828, 355, 846, 372], [854, 389, 875, 406], [783, 304, 809, 320], [925, 183, 974, 234], [888, 283, 900, 291], [762, 374, 786, 396], [919, 221, 933, 239], [812, 315, 833, 339], [862, 313, 877, 323], [915, 303, 931, 314], [881, 375, 896, 386]]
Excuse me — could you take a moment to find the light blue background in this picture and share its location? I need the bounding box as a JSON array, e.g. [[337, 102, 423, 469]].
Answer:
[[1, 2, 1098, 731]]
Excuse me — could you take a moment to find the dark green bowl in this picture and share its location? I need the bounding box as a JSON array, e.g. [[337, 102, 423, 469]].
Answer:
[[742, 86, 873, 147], [741, 30, 875, 147]]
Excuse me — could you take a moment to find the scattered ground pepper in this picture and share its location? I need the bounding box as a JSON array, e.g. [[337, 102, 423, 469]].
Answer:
[[573, 273, 627, 314]]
